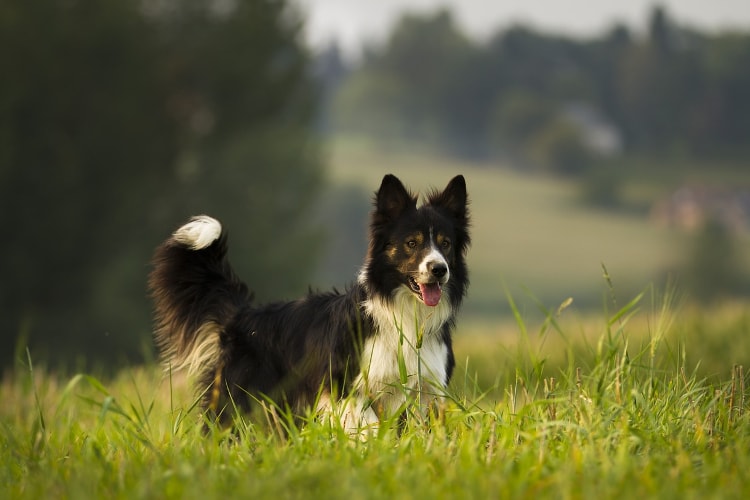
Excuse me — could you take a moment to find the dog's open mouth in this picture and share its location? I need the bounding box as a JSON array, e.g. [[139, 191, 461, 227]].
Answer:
[[408, 277, 442, 307]]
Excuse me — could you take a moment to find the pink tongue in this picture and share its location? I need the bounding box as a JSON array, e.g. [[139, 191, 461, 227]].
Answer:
[[419, 283, 442, 307]]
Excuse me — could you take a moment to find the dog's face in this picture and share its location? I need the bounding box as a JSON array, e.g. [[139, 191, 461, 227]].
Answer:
[[365, 175, 470, 308], [387, 219, 454, 307]]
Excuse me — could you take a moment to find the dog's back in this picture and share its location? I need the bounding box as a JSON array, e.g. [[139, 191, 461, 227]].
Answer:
[[149, 216, 368, 419]]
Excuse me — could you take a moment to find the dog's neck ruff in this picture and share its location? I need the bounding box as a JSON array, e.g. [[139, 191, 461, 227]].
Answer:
[[361, 286, 453, 351], [354, 270, 453, 422]]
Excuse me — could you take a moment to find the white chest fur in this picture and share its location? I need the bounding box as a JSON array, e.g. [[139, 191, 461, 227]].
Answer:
[[356, 287, 453, 416]]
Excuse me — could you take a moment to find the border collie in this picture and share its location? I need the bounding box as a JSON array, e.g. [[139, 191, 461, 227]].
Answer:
[[149, 174, 469, 432]]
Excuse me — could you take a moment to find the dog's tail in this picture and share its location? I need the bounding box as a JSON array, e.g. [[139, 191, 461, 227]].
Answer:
[[149, 215, 249, 380]]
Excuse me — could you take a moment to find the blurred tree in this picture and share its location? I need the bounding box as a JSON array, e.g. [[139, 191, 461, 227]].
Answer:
[[332, 69, 411, 142], [313, 41, 348, 133], [527, 118, 593, 176], [0, 0, 172, 368], [616, 11, 705, 156], [329, 6, 750, 163], [151, 0, 323, 300], [376, 9, 473, 143], [488, 89, 557, 163], [696, 33, 750, 156], [649, 5, 673, 54], [0, 0, 322, 370], [684, 219, 743, 300], [312, 184, 370, 289], [332, 9, 476, 153], [588, 24, 632, 133]]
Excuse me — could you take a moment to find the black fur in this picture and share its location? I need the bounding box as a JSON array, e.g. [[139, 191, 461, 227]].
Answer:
[[149, 174, 470, 426]]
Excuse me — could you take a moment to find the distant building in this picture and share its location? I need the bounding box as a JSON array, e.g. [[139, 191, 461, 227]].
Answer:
[[562, 102, 623, 156], [651, 185, 750, 232]]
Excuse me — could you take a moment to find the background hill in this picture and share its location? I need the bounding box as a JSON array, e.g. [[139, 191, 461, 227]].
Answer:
[[314, 138, 750, 324]]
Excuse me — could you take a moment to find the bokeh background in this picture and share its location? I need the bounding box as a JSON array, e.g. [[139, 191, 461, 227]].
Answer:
[[2, 0, 748, 371]]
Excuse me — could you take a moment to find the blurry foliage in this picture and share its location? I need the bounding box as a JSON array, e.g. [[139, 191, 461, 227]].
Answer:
[[327, 6, 750, 165], [579, 167, 622, 210], [332, 10, 478, 156], [526, 118, 593, 176], [488, 90, 556, 163], [684, 219, 744, 300], [312, 183, 370, 289], [0, 0, 322, 370], [332, 70, 411, 142]]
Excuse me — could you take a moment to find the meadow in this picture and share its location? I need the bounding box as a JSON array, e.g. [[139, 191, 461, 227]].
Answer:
[[3, 143, 749, 498], [2, 291, 750, 498]]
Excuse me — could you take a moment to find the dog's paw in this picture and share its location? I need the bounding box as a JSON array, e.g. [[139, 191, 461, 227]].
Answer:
[[172, 215, 222, 250]]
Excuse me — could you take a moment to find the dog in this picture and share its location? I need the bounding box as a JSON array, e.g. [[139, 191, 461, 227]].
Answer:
[[149, 174, 469, 432]]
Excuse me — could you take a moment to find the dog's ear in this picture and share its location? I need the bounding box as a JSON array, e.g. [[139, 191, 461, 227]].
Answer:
[[429, 175, 468, 222], [374, 174, 417, 222]]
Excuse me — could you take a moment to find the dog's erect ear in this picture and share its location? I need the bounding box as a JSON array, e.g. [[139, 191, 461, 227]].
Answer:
[[429, 175, 468, 221], [375, 174, 417, 222]]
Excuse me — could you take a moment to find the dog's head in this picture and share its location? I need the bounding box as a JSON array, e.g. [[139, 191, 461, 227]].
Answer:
[[363, 174, 470, 308]]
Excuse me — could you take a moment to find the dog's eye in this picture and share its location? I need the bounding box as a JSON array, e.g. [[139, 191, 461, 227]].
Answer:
[[441, 239, 451, 249], [406, 240, 417, 249]]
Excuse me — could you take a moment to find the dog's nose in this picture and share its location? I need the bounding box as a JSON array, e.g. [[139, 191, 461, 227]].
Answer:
[[429, 262, 447, 279]]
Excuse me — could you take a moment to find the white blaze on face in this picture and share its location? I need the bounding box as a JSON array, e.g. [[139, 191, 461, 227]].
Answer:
[[417, 228, 449, 307]]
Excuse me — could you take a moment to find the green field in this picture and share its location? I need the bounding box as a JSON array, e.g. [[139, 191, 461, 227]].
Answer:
[[3, 294, 750, 498], [4, 140, 750, 498]]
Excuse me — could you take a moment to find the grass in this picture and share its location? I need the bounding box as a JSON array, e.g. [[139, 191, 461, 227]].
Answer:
[[4, 138, 749, 497], [3, 289, 750, 499]]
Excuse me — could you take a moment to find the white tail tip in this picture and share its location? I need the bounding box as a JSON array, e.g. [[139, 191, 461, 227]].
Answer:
[[172, 215, 222, 250]]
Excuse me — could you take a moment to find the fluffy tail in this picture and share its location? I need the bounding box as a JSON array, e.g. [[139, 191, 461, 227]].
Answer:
[[149, 216, 248, 379]]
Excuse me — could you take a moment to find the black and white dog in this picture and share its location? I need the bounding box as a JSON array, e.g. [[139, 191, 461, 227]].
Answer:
[[149, 174, 469, 432]]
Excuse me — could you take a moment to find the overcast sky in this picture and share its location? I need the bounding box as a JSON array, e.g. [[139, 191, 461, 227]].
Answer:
[[296, 0, 750, 57]]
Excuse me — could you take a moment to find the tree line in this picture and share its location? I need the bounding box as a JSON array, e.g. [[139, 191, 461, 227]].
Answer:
[[325, 6, 750, 173], [0, 0, 323, 370]]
